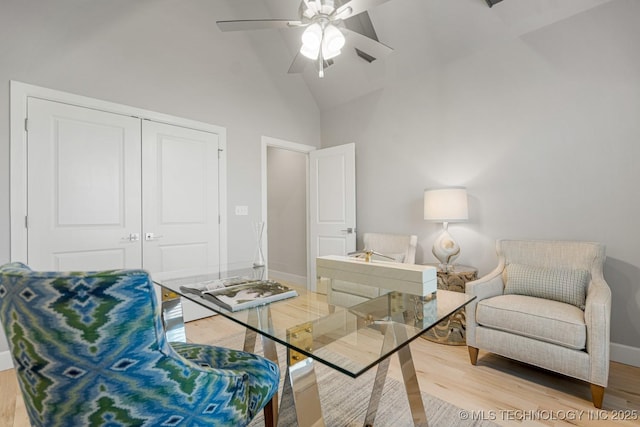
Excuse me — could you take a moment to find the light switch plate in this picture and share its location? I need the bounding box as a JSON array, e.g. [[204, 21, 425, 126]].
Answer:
[[235, 205, 248, 216]]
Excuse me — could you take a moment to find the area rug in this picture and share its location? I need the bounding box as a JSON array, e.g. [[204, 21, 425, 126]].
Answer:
[[209, 333, 497, 427], [248, 363, 497, 426]]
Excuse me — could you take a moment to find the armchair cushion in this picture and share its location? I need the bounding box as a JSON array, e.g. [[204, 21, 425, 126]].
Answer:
[[477, 294, 587, 350], [504, 263, 590, 309]]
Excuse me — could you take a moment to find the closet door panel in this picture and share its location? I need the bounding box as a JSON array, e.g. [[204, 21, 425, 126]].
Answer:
[[142, 121, 220, 274], [26, 98, 142, 270], [142, 121, 221, 321]]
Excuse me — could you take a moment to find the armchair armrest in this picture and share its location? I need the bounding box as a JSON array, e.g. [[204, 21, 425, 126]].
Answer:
[[466, 267, 505, 301], [465, 263, 505, 347], [584, 276, 612, 386]]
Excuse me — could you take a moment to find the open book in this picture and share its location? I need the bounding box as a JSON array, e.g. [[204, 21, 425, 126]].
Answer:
[[181, 278, 297, 312]]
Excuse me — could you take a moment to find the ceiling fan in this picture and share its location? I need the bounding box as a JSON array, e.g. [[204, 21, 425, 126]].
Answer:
[[217, 0, 394, 78]]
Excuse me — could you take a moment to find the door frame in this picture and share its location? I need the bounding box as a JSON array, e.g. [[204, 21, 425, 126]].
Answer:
[[9, 80, 228, 268], [260, 136, 316, 288]]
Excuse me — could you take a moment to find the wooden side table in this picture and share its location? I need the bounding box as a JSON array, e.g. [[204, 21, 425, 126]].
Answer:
[[422, 264, 478, 345]]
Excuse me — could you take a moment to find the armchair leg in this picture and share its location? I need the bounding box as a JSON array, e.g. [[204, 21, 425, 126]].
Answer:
[[590, 384, 605, 409], [468, 346, 479, 365], [263, 397, 276, 427]]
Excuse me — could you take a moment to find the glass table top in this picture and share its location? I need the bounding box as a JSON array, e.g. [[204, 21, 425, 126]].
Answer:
[[154, 265, 475, 378]]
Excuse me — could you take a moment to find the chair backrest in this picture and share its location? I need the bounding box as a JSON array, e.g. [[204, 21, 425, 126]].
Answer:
[[0, 263, 175, 426], [497, 239, 605, 273], [362, 232, 418, 264]]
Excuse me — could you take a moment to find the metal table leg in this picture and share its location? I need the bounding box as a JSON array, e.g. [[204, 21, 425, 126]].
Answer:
[[364, 320, 428, 427], [281, 358, 325, 427], [397, 343, 428, 426], [245, 307, 281, 426], [364, 324, 395, 427], [160, 287, 187, 343], [363, 356, 391, 427]]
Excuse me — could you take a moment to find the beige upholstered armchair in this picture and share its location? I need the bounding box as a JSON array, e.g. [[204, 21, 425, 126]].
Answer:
[[326, 232, 418, 307], [466, 240, 611, 408]]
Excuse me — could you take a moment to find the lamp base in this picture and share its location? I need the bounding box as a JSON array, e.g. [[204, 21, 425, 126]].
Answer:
[[432, 224, 460, 272]]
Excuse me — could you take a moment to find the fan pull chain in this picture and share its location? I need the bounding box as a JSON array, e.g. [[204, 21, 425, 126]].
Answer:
[[318, 29, 325, 78]]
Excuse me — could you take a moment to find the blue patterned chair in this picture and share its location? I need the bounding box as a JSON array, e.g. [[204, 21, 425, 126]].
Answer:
[[0, 262, 279, 427]]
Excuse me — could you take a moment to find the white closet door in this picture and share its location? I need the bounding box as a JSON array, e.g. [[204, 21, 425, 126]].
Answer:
[[24, 96, 222, 321], [141, 121, 220, 274], [27, 98, 142, 271], [142, 121, 221, 321]]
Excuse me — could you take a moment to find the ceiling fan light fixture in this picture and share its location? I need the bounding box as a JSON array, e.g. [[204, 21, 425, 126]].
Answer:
[[322, 48, 341, 60], [300, 23, 322, 59], [322, 24, 345, 57], [300, 43, 320, 60], [301, 23, 322, 48]]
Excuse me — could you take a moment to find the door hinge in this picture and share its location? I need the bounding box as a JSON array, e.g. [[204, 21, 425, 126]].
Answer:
[[218, 214, 221, 224], [25, 216, 28, 228], [24, 118, 28, 132]]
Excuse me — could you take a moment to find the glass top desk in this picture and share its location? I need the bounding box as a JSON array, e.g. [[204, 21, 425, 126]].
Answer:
[[154, 265, 475, 427]]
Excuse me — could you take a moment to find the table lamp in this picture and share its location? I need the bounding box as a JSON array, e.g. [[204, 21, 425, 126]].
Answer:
[[423, 187, 468, 272]]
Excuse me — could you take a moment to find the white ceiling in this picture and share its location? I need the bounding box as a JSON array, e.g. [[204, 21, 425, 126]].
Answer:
[[218, 0, 615, 111]]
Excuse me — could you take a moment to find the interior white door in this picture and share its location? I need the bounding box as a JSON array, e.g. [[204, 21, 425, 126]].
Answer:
[[142, 120, 221, 273], [26, 98, 142, 271], [309, 143, 356, 290], [142, 121, 221, 320]]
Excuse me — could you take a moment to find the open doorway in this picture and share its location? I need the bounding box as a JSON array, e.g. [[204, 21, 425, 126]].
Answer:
[[261, 137, 356, 291], [261, 137, 316, 288]]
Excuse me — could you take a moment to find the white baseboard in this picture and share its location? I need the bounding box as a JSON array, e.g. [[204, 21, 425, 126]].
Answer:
[[611, 342, 640, 367], [0, 350, 14, 371], [268, 270, 307, 288]]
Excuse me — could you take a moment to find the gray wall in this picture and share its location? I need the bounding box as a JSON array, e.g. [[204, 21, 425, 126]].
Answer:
[[267, 147, 307, 279], [0, 1, 320, 357], [2, 0, 638, 362], [321, 0, 640, 351]]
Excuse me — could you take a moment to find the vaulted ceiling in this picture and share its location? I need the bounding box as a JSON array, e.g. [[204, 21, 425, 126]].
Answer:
[[217, 0, 614, 110]]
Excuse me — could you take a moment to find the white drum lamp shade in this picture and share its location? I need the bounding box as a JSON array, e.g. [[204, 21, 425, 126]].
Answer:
[[424, 188, 468, 271]]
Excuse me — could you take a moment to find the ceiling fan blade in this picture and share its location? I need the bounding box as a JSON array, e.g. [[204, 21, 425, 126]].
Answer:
[[342, 28, 392, 59], [287, 52, 308, 74], [301, 0, 317, 13], [336, 0, 393, 19], [217, 19, 303, 32]]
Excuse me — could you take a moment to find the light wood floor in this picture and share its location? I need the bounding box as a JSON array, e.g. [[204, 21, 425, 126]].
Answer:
[[2, 314, 639, 426]]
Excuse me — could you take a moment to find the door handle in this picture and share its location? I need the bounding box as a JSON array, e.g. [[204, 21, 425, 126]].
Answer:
[[122, 233, 140, 242], [340, 227, 355, 234], [145, 232, 164, 241]]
